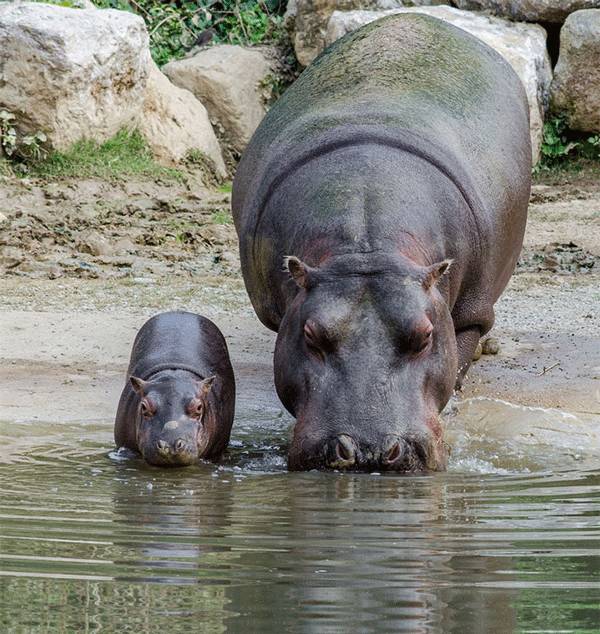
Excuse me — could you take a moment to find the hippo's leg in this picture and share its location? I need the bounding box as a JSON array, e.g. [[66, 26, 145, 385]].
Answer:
[[454, 326, 482, 390]]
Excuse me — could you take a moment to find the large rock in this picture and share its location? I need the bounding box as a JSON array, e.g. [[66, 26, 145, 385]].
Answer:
[[287, 0, 445, 67], [326, 6, 551, 162], [551, 9, 600, 132], [453, 1, 600, 23], [164, 45, 274, 156], [0, 2, 149, 150], [139, 60, 226, 178]]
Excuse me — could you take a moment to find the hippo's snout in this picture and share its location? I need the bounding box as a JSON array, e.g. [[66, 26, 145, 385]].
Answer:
[[292, 433, 445, 473]]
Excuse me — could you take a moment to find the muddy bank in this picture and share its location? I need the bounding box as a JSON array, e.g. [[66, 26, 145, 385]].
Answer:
[[0, 174, 239, 280], [1, 169, 599, 434]]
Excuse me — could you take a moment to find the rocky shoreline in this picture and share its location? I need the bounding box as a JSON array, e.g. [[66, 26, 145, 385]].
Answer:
[[1, 1, 600, 174]]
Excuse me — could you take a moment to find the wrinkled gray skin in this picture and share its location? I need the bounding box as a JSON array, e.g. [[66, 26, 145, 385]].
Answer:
[[232, 14, 531, 472], [114, 311, 235, 467]]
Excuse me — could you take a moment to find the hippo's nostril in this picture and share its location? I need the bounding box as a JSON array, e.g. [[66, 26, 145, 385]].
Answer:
[[323, 434, 357, 469], [337, 434, 355, 462], [156, 439, 169, 453], [384, 441, 402, 464], [174, 439, 185, 453]]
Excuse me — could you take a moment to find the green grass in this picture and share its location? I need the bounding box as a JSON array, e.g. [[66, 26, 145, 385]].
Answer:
[[32, 130, 183, 181], [32, 0, 83, 7], [211, 209, 233, 225], [218, 182, 233, 194]]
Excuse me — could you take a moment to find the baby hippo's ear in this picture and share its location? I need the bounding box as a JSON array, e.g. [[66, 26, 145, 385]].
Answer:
[[423, 259, 453, 289], [197, 375, 216, 398], [130, 376, 148, 396], [284, 256, 317, 289]]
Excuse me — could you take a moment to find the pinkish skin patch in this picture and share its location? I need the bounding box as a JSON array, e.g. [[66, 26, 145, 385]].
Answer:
[[426, 414, 449, 470], [394, 232, 434, 268], [303, 237, 334, 267]]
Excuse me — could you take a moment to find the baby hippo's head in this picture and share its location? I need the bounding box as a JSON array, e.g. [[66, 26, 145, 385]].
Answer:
[[130, 370, 224, 466]]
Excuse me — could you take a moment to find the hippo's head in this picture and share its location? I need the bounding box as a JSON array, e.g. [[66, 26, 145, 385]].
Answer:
[[274, 253, 457, 473], [129, 371, 218, 467]]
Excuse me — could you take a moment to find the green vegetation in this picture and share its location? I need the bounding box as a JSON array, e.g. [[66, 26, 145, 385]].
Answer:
[[0, 110, 47, 162], [31, 129, 182, 181], [0, 158, 14, 177], [536, 115, 600, 172], [91, 0, 288, 66], [33, 0, 83, 7], [211, 209, 233, 224]]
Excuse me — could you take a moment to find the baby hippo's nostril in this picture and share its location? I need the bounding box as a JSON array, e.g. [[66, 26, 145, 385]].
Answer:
[[174, 438, 186, 453], [156, 439, 169, 454]]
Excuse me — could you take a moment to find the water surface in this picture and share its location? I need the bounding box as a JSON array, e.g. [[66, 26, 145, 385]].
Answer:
[[1, 397, 599, 633]]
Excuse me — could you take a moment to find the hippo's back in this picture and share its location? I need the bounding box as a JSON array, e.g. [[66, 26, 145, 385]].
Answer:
[[233, 13, 531, 244]]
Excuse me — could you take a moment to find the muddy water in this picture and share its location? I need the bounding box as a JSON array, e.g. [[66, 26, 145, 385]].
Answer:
[[2, 395, 600, 633]]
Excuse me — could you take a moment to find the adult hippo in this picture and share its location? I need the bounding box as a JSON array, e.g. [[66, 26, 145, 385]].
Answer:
[[115, 311, 235, 466], [232, 14, 531, 472]]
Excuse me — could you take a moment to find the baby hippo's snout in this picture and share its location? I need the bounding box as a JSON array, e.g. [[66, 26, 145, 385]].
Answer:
[[144, 420, 200, 467], [294, 432, 445, 473]]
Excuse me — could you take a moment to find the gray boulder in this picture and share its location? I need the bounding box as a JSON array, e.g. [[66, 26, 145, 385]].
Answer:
[[164, 45, 274, 156], [551, 9, 600, 132], [140, 59, 226, 177], [0, 2, 148, 150], [453, 1, 600, 23], [0, 2, 225, 174], [326, 6, 552, 162]]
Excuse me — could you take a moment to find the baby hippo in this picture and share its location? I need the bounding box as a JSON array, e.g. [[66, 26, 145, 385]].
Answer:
[[115, 311, 235, 466]]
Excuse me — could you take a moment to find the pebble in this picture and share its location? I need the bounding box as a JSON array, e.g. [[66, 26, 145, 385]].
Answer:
[[482, 337, 501, 355]]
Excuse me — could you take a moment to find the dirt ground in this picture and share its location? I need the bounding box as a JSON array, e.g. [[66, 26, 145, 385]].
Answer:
[[0, 168, 599, 428]]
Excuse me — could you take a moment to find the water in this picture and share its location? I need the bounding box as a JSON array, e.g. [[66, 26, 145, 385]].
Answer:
[[1, 397, 600, 633]]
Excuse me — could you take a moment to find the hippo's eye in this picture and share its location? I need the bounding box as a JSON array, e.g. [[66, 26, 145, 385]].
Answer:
[[303, 320, 318, 345], [304, 320, 326, 360], [140, 399, 154, 418]]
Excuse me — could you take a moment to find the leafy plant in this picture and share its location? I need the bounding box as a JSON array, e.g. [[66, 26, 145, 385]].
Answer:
[[0, 110, 48, 164], [539, 116, 578, 164], [580, 134, 600, 161], [0, 110, 18, 157], [91, 1, 288, 66], [536, 115, 600, 172]]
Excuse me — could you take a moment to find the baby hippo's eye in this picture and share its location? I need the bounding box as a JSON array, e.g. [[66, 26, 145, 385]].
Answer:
[[411, 323, 433, 353], [189, 399, 204, 419]]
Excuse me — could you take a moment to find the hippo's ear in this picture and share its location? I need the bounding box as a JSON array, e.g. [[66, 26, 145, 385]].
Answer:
[[423, 259, 453, 289], [197, 375, 216, 398], [130, 376, 148, 396], [284, 256, 316, 289]]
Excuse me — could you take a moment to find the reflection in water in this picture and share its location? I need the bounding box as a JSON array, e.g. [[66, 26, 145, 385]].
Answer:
[[1, 397, 599, 632]]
